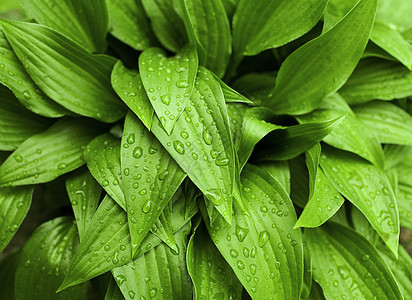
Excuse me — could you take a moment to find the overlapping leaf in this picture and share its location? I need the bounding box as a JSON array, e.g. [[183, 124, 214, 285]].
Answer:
[[151, 67, 236, 222], [106, 0, 156, 51], [353, 101, 412, 146], [84, 134, 125, 209], [1, 20, 126, 122], [297, 93, 385, 168], [0, 85, 50, 151], [232, 0, 327, 56], [15, 217, 87, 300], [339, 58, 412, 104], [66, 167, 102, 241], [203, 164, 303, 299], [320, 146, 399, 255], [306, 222, 402, 300], [111, 61, 154, 129], [139, 45, 198, 134], [265, 0, 378, 115], [187, 222, 243, 300], [112, 223, 192, 300], [105, 278, 125, 300], [0, 185, 33, 252], [259, 161, 290, 194], [180, 0, 231, 77], [121, 112, 186, 256], [59, 192, 196, 290], [0, 27, 68, 117], [141, 0, 187, 52], [0, 118, 101, 186], [19, 0, 108, 52]]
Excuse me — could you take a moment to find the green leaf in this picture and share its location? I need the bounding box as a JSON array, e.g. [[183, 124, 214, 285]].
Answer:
[[105, 277, 125, 300], [370, 22, 412, 70], [19, 0, 108, 52], [232, 72, 276, 106], [376, 0, 412, 32], [305, 143, 321, 200], [306, 222, 402, 300], [259, 161, 290, 195], [0, 251, 20, 300], [106, 0, 156, 51], [295, 169, 344, 228], [150, 200, 179, 252], [59, 192, 195, 290], [0, 85, 50, 151], [301, 245, 312, 299], [139, 45, 198, 134], [84, 133, 125, 209], [121, 112, 186, 256], [1, 20, 126, 122], [379, 244, 412, 298], [141, 0, 187, 52], [339, 58, 412, 105], [0, 27, 68, 117], [0, 118, 101, 186], [15, 217, 87, 300], [384, 144, 412, 170], [232, 0, 327, 56], [320, 146, 399, 255], [255, 116, 345, 162], [0, 185, 33, 251], [111, 61, 154, 129], [297, 93, 385, 168], [112, 223, 192, 300], [289, 156, 309, 208], [187, 222, 242, 300], [353, 101, 412, 146], [212, 73, 253, 104], [203, 164, 303, 299], [180, 0, 231, 78], [151, 67, 236, 222], [265, 0, 378, 115], [397, 183, 412, 230], [66, 167, 102, 241]]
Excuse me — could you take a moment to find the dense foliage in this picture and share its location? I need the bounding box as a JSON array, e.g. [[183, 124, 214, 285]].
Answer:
[[1, 0, 412, 299]]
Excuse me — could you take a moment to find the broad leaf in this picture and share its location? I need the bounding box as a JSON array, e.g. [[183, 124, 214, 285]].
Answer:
[[106, 0, 155, 50], [180, 0, 231, 78], [306, 222, 402, 300], [187, 222, 243, 300], [254, 116, 345, 162], [59, 192, 195, 290], [265, 0, 378, 115], [0, 118, 101, 186], [339, 58, 412, 104], [320, 146, 399, 255], [105, 277, 125, 300], [111, 61, 154, 129], [121, 112, 186, 256], [379, 244, 412, 298], [376, 0, 412, 32], [112, 223, 192, 300], [139, 45, 198, 134], [297, 93, 385, 168], [397, 184, 412, 230], [259, 161, 290, 194], [203, 164, 303, 299], [0, 27, 68, 117], [150, 200, 179, 252], [384, 144, 412, 170], [66, 167, 102, 241], [15, 217, 87, 300], [141, 0, 187, 52], [305, 143, 321, 200], [19, 0, 108, 52], [151, 67, 236, 222], [0, 85, 49, 151], [295, 169, 344, 228], [1, 20, 126, 122], [232, 0, 327, 56], [84, 133, 125, 209], [212, 73, 253, 104], [371, 22, 412, 70], [353, 101, 412, 146], [0, 185, 33, 252]]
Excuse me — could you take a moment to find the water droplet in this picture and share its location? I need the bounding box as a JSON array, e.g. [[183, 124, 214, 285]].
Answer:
[[202, 127, 213, 145], [176, 80, 189, 88], [173, 140, 185, 154], [230, 249, 239, 258], [237, 260, 245, 269], [180, 131, 189, 139], [23, 90, 31, 99], [14, 155, 23, 162], [161, 95, 171, 105], [142, 200, 151, 213], [150, 288, 157, 297], [158, 170, 169, 180], [361, 254, 370, 262], [250, 263, 257, 275], [112, 251, 119, 264], [127, 133, 135, 144], [236, 225, 249, 242], [133, 147, 143, 158], [128, 291, 135, 298], [139, 189, 147, 195], [104, 245, 110, 251], [216, 158, 229, 166], [124, 168, 130, 176], [258, 231, 270, 247]]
